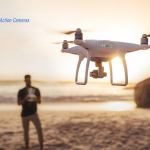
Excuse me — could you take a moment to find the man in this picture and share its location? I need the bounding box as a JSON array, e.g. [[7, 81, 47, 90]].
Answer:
[[18, 75, 44, 150]]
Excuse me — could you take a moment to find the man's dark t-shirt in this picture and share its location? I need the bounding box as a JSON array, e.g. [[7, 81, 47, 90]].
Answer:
[[17, 87, 40, 117]]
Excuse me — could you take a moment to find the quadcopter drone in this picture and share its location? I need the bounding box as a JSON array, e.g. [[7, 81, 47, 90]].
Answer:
[[54, 28, 150, 86]]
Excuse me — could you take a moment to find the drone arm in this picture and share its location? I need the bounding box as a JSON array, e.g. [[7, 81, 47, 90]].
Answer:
[[75, 51, 93, 85], [109, 54, 128, 86]]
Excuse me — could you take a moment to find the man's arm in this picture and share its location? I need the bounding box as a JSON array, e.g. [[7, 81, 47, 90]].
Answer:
[[17, 90, 28, 105], [18, 99, 25, 105], [18, 95, 28, 105], [34, 88, 41, 104], [34, 97, 41, 103]]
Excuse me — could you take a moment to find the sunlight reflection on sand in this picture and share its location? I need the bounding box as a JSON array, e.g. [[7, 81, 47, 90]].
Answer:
[[39, 101, 136, 111], [99, 101, 136, 111]]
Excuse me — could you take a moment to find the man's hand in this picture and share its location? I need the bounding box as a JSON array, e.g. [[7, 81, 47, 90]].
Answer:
[[34, 97, 41, 104], [18, 95, 28, 105], [24, 95, 29, 101]]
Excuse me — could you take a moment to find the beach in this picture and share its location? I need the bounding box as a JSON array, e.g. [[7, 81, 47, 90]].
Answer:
[[1, 0, 150, 149], [1, 101, 150, 150]]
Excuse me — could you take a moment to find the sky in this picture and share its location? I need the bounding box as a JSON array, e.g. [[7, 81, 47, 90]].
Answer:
[[0, 0, 150, 83]]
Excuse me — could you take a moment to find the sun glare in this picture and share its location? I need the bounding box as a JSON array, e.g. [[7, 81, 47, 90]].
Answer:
[[111, 57, 125, 83]]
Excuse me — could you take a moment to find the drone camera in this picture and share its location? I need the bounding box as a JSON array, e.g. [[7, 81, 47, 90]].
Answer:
[[90, 70, 98, 78], [90, 62, 107, 79], [141, 34, 148, 45], [90, 70, 107, 79], [62, 40, 68, 49], [75, 28, 83, 40]]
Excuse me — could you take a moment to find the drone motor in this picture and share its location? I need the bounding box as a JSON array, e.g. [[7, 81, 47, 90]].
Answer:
[[75, 28, 83, 40], [62, 40, 68, 49], [141, 34, 148, 45]]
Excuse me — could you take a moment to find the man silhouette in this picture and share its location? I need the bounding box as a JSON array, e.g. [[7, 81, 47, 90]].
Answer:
[[18, 75, 44, 150]]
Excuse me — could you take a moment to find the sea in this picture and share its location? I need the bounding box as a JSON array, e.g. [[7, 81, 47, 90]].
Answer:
[[0, 80, 135, 103]]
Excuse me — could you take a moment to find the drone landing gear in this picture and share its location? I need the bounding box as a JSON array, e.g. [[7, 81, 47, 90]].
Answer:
[[90, 62, 107, 79]]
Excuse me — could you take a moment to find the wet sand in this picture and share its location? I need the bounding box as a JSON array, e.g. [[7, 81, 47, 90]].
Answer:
[[1, 102, 150, 150]]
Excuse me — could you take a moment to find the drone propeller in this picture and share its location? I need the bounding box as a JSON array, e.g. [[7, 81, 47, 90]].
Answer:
[[52, 40, 74, 44], [59, 29, 90, 35], [147, 34, 150, 37], [142, 33, 150, 37], [51, 28, 93, 47]]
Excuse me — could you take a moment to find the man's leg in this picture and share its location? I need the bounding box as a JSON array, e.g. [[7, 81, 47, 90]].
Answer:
[[31, 113, 44, 150], [22, 116, 30, 149]]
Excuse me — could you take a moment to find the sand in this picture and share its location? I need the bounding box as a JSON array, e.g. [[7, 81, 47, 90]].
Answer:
[[1, 103, 150, 150]]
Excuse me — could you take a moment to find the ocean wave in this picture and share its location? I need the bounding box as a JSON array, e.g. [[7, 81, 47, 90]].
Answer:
[[0, 95, 133, 103]]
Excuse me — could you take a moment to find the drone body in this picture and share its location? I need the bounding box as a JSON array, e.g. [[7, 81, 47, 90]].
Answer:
[[61, 29, 150, 86]]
